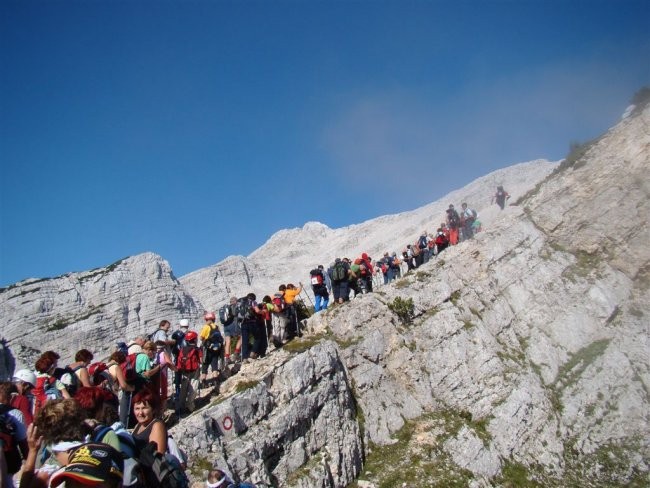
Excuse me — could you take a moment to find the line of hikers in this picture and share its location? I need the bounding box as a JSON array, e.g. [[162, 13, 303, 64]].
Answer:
[[0, 191, 509, 487], [1, 348, 255, 487]]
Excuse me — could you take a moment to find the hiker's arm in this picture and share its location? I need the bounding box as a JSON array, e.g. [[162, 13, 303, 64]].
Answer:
[[150, 421, 167, 454], [142, 363, 161, 378], [115, 364, 135, 392], [79, 367, 92, 387], [19, 424, 48, 488], [165, 351, 177, 372]]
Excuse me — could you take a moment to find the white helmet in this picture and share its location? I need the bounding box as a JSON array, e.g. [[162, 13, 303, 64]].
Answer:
[[179, 319, 190, 328], [13, 369, 36, 387]]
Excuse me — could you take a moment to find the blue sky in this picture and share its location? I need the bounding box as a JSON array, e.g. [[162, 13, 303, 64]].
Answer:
[[1, 0, 649, 287]]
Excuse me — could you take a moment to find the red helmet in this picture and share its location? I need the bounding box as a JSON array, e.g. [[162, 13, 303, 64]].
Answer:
[[185, 331, 198, 342], [204, 312, 216, 321]]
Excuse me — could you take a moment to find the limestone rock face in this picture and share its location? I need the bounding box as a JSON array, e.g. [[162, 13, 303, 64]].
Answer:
[[302, 103, 650, 485], [170, 341, 363, 487], [0, 252, 200, 367]]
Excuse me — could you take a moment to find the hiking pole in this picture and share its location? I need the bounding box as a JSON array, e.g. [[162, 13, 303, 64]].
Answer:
[[298, 282, 315, 309]]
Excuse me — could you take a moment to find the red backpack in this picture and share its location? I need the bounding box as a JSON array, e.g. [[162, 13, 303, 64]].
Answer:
[[120, 353, 139, 384], [176, 346, 201, 373], [32, 375, 60, 416]]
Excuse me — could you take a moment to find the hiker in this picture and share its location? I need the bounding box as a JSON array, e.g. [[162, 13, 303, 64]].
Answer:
[[310, 265, 330, 312], [0, 381, 29, 484], [63, 349, 95, 395], [220, 297, 242, 364], [460, 202, 477, 240], [207, 468, 256, 488], [283, 284, 301, 338], [446, 204, 461, 245], [237, 293, 265, 362], [417, 231, 430, 264], [21, 398, 89, 487], [48, 443, 124, 488], [175, 331, 202, 414], [73, 387, 121, 450], [403, 247, 416, 271], [127, 336, 146, 355], [199, 312, 224, 385], [171, 319, 190, 403], [131, 388, 167, 455], [270, 291, 288, 347], [358, 253, 374, 292], [33, 354, 70, 416], [150, 319, 176, 354], [347, 258, 364, 296], [105, 350, 135, 427], [11, 369, 36, 427], [170, 319, 189, 362], [259, 296, 272, 356], [435, 227, 450, 254], [135, 341, 163, 397], [492, 185, 510, 209], [155, 340, 176, 413], [329, 258, 350, 303], [388, 252, 401, 281]]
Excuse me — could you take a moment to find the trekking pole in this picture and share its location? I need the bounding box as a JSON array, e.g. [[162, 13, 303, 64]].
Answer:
[[298, 282, 315, 309]]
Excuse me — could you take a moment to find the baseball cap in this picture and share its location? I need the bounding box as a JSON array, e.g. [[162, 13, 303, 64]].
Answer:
[[50, 443, 124, 487]]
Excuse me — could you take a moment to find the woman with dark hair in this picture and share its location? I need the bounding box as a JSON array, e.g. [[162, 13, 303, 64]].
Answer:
[[131, 388, 167, 455], [66, 349, 94, 390]]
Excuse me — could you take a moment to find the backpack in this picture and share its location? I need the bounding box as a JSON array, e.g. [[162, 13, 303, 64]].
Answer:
[[121, 353, 139, 384], [235, 298, 255, 322], [0, 405, 22, 474], [93, 423, 140, 486], [55, 365, 82, 396], [310, 269, 324, 286], [32, 375, 61, 415], [204, 325, 224, 352], [170, 330, 185, 357], [137, 441, 189, 488], [331, 262, 347, 281], [272, 294, 286, 314], [448, 210, 460, 228], [218, 304, 234, 326], [176, 345, 201, 373], [88, 362, 111, 386], [418, 235, 428, 249]]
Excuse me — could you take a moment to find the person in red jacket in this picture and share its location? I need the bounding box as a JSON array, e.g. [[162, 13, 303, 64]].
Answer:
[[11, 369, 36, 427]]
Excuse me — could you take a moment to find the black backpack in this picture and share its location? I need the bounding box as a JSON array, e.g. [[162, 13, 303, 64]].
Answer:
[[219, 304, 234, 326], [0, 405, 22, 474], [137, 441, 189, 488], [204, 325, 224, 352], [235, 297, 256, 322]]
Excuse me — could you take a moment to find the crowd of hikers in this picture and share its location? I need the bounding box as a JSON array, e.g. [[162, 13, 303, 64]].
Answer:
[[0, 190, 508, 487]]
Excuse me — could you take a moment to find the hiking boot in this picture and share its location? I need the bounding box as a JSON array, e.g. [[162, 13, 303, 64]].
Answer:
[[250, 352, 259, 359]]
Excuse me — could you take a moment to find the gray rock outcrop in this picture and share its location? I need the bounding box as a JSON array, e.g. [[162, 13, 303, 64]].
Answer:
[[0, 252, 200, 367]]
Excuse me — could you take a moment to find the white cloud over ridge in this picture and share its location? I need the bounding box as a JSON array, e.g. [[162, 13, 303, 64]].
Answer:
[[320, 53, 648, 209]]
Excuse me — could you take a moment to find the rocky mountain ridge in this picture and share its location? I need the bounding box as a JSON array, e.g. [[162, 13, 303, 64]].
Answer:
[[0, 100, 648, 486]]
